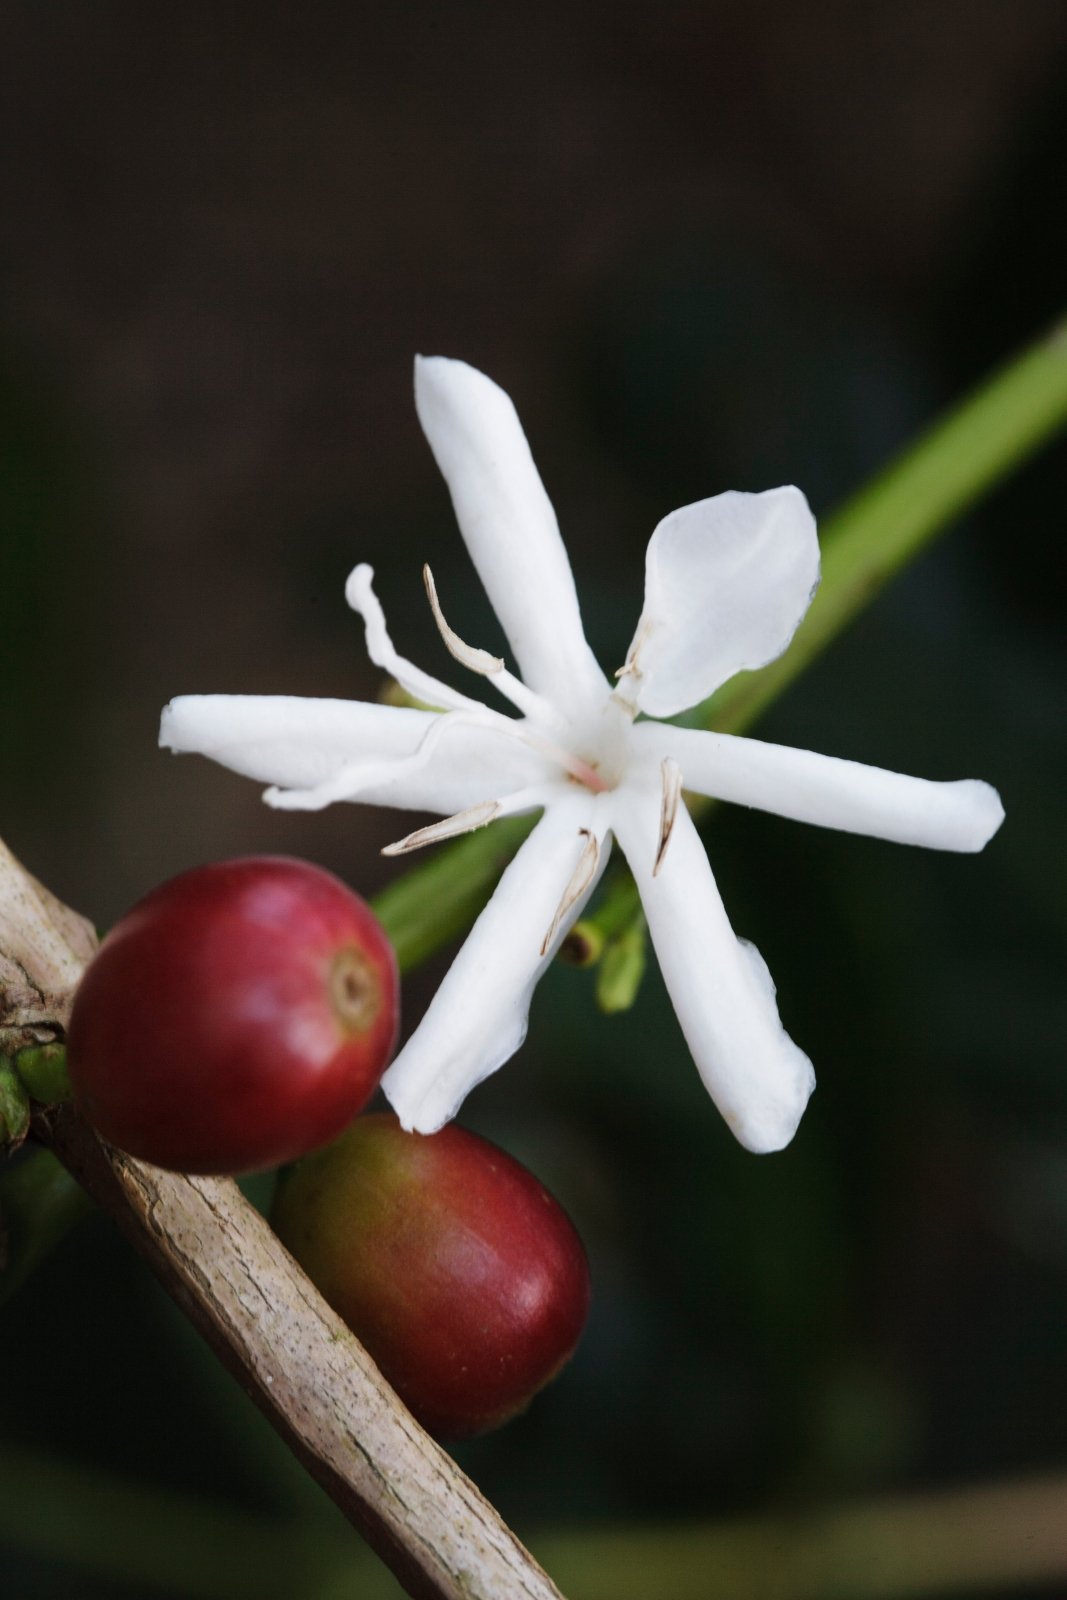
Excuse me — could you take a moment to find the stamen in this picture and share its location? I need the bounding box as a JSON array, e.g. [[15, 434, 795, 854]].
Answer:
[[381, 800, 501, 857], [420, 563, 566, 731], [541, 829, 600, 956], [379, 781, 556, 856], [423, 565, 505, 676], [614, 620, 650, 683], [654, 758, 683, 876], [343, 562, 615, 798], [345, 564, 483, 716], [609, 684, 639, 721]]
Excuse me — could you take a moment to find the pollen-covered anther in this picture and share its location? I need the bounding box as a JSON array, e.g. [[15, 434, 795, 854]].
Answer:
[[382, 800, 501, 857], [423, 564, 505, 677], [540, 828, 600, 956], [654, 758, 683, 877]]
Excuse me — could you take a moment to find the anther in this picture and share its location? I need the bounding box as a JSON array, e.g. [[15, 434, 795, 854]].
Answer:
[[382, 800, 501, 857], [654, 759, 683, 876], [541, 829, 600, 956], [423, 565, 505, 677], [614, 620, 650, 683]]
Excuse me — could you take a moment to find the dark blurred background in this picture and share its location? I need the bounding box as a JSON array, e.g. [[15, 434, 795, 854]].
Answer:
[[2, 4, 1067, 1597]]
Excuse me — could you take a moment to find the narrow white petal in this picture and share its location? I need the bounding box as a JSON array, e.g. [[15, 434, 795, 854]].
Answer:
[[345, 563, 484, 716], [640, 723, 1006, 853], [382, 795, 610, 1134], [614, 785, 814, 1153], [414, 356, 608, 709], [160, 695, 555, 815], [621, 487, 820, 718]]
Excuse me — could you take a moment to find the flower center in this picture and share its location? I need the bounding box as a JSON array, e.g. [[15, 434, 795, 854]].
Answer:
[[547, 697, 633, 794], [416, 563, 635, 796]]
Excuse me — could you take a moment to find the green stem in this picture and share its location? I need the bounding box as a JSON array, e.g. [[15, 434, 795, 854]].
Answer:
[[573, 319, 1067, 962], [696, 318, 1067, 738]]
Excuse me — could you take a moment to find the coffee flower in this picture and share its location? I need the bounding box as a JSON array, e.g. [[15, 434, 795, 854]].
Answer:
[[161, 358, 1004, 1152]]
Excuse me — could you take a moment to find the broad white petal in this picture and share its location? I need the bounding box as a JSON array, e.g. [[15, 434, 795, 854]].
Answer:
[[613, 784, 814, 1153], [621, 487, 820, 718], [640, 723, 1005, 852], [160, 695, 555, 815], [382, 794, 610, 1133], [415, 356, 608, 709]]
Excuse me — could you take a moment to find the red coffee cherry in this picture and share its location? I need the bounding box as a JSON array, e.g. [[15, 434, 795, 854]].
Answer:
[[272, 1113, 590, 1437], [68, 857, 398, 1174]]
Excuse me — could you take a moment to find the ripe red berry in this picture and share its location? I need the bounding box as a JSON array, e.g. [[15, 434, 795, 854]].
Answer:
[[272, 1113, 590, 1437], [68, 857, 398, 1174]]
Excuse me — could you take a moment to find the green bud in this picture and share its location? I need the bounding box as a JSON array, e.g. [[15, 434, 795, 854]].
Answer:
[[559, 919, 605, 967], [595, 915, 648, 1014], [14, 1043, 71, 1106], [0, 1057, 31, 1149], [0, 1147, 92, 1305]]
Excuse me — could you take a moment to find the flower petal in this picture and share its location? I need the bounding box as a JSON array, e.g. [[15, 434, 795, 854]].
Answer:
[[414, 356, 608, 709], [613, 784, 814, 1153], [620, 487, 820, 718], [640, 723, 1005, 852], [382, 795, 609, 1133], [345, 563, 484, 715], [160, 695, 555, 814]]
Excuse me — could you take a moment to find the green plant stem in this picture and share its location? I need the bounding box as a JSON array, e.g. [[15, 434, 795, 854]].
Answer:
[[695, 318, 1067, 739], [572, 319, 1067, 961]]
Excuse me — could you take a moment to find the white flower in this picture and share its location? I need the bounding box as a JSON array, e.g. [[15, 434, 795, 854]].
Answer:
[[161, 357, 1004, 1153]]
